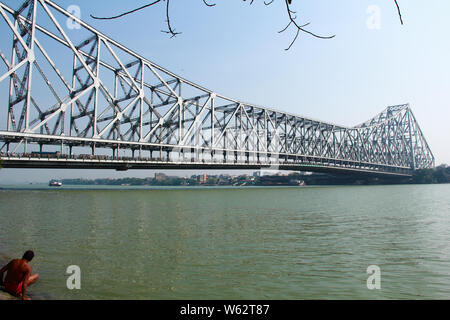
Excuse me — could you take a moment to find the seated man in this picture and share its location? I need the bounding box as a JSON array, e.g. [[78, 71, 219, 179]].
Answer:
[[0, 250, 39, 300]]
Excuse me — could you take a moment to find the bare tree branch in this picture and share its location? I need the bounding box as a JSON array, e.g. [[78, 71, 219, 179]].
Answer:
[[279, 0, 335, 50], [202, 0, 216, 7], [91, 0, 181, 38], [394, 0, 404, 25], [90, 0, 162, 20], [90, 0, 405, 50], [160, 0, 181, 37]]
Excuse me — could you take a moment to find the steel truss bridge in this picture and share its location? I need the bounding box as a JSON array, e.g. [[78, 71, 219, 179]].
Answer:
[[0, 0, 435, 176]]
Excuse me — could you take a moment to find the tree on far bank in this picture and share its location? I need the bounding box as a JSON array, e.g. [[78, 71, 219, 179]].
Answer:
[[412, 165, 450, 184]]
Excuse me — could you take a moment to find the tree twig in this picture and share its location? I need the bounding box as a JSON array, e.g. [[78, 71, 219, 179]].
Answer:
[[202, 0, 216, 7], [90, 0, 162, 20], [394, 0, 403, 24], [91, 0, 181, 38], [160, 0, 181, 37], [278, 0, 335, 50]]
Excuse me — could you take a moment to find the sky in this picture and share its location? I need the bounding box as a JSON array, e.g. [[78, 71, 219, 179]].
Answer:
[[0, 0, 449, 183]]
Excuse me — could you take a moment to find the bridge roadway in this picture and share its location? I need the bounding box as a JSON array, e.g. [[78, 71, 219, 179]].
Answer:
[[0, 152, 413, 177]]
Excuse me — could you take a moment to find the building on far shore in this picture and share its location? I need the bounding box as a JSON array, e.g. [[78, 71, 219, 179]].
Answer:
[[154, 173, 167, 181]]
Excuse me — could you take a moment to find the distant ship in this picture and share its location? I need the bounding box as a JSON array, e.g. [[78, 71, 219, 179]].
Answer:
[[49, 180, 62, 187]]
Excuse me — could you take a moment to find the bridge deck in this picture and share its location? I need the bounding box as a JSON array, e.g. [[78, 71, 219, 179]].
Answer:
[[0, 155, 413, 177]]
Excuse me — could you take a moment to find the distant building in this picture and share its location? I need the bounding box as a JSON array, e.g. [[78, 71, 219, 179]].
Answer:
[[154, 173, 167, 181], [253, 171, 261, 177]]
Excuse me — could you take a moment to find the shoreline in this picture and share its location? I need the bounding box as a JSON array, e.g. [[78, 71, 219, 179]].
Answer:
[[0, 288, 18, 300]]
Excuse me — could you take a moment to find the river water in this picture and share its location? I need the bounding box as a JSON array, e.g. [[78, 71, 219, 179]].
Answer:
[[0, 184, 449, 299]]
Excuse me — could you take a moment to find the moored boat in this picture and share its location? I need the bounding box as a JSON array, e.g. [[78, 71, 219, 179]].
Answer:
[[49, 180, 62, 187]]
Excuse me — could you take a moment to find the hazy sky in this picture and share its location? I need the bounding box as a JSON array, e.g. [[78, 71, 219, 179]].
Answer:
[[0, 0, 449, 183]]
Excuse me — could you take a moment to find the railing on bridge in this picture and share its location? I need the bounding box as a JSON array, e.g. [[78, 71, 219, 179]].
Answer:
[[0, 0, 435, 176]]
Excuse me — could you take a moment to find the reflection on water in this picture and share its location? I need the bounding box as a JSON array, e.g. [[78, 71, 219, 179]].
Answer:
[[0, 184, 449, 299]]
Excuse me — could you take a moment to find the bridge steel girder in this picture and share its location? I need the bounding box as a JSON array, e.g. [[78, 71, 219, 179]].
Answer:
[[0, 0, 435, 175]]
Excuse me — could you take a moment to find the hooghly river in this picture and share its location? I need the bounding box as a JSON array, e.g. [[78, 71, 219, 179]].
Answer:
[[0, 184, 449, 300]]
